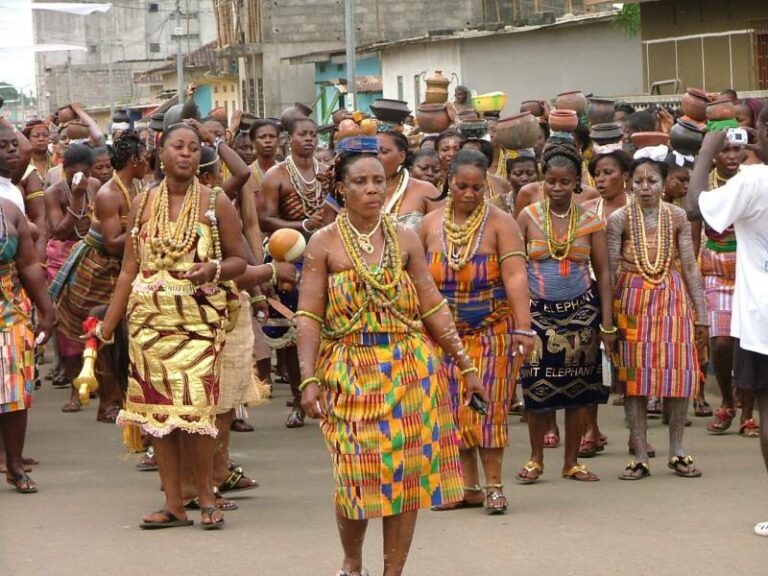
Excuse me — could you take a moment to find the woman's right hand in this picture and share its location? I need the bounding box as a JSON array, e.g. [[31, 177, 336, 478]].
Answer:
[[36, 310, 55, 345], [71, 173, 88, 197], [462, 372, 489, 405], [301, 383, 325, 419], [274, 261, 298, 285]]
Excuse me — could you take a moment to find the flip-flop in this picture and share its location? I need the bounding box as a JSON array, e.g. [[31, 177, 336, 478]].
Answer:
[[218, 466, 259, 493], [200, 506, 225, 530], [6, 472, 38, 493], [61, 400, 81, 413], [562, 464, 599, 482], [515, 460, 543, 484], [185, 497, 239, 512], [230, 418, 254, 432], [431, 499, 484, 511], [139, 510, 193, 529], [285, 408, 305, 429], [619, 461, 651, 481]]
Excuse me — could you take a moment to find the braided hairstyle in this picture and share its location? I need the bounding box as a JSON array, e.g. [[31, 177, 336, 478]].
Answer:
[[108, 130, 145, 171], [541, 141, 583, 194]]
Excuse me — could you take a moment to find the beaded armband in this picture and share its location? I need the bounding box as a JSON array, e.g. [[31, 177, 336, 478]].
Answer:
[[299, 377, 320, 391], [295, 310, 324, 324], [420, 299, 447, 320], [499, 250, 528, 263]]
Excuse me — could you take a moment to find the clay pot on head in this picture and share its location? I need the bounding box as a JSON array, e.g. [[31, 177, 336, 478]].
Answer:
[[209, 107, 228, 126], [495, 112, 539, 150], [56, 105, 75, 125], [520, 100, 545, 117], [587, 97, 616, 125], [458, 120, 488, 140], [706, 99, 736, 121], [456, 109, 480, 122], [669, 119, 706, 156], [239, 112, 259, 132], [630, 131, 669, 148], [680, 88, 710, 123], [370, 99, 411, 124], [590, 122, 623, 144], [64, 120, 90, 140], [294, 101, 313, 116], [555, 91, 587, 114], [424, 70, 452, 104], [548, 109, 579, 132], [280, 104, 311, 132], [416, 103, 451, 133]]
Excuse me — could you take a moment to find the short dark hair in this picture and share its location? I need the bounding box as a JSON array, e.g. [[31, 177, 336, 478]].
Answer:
[[462, 139, 493, 165], [615, 102, 636, 116], [108, 130, 145, 170], [159, 123, 199, 147], [289, 117, 316, 135], [629, 157, 668, 180], [63, 143, 94, 168], [248, 118, 280, 140], [588, 149, 632, 177], [627, 111, 656, 133]]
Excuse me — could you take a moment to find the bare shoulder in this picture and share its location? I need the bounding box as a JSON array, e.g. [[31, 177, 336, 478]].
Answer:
[[489, 202, 516, 226], [606, 205, 628, 227], [306, 222, 336, 254], [0, 198, 24, 225], [666, 202, 689, 227]]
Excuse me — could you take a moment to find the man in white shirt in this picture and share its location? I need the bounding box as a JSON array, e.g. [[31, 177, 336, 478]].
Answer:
[[688, 106, 768, 537]]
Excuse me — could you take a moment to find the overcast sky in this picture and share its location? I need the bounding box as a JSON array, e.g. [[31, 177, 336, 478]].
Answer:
[[0, 1, 36, 92]]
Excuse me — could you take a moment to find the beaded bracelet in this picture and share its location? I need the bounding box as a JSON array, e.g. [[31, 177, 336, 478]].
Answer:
[[249, 294, 267, 304], [599, 324, 618, 334], [26, 190, 45, 201], [299, 377, 320, 391], [268, 261, 278, 286], [499, 250, 528, 263], [295, 310, 324, 324], [420, 299, 447, 320], [211, 259, 222, 284], [460, 366, 478, 376], [512, 328, 536, 337], [95, 322, 115, 345], [301, 219, 315, 234]]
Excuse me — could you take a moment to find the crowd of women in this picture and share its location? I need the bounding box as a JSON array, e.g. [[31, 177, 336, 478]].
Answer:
[[0, 83, 766, 575]]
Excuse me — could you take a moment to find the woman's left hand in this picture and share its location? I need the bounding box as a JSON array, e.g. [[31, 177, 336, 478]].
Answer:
[[36, 310, 55, 345], [600, 331, 617, 353], [512, 334, 534, 359], [462, 372, 489, 405], [695, 326, 709, 349], [184, 118, 214, 144], [184, 262, 216, 285]]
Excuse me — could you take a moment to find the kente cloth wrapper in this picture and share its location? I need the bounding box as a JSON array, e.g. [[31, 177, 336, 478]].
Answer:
[[218, 292, 269, 414], [45, 239, 76, 284], [427, 252, 516, 449], [0, 241, 35, 414], [614, 270, 699, 398], [116, 223, 226, 438], [50, 230, 121, 357], [520, 284, 607, 412], [700, 246, 736, 338], [315, 268, 463, 520]]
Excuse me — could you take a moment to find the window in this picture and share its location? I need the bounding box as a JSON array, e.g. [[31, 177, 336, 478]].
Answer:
[[88, 44, 97, 54], [149, 43, 160, 53], [755, 20, 768, 90], [413, 75, 421, 106], [148, 3, 159, 13], [397, 76, 404, 101], [223, 85, 227, 93], [214, 85, 218, 94]]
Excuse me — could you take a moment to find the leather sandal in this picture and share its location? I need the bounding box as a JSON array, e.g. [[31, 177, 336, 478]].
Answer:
[[515, 460, 543, 484], [484, 484, 508, 515], [707, 407, 736, 434], [562, 464, 599, 482]]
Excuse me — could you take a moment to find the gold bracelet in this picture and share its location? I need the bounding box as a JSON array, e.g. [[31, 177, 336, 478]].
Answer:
[[599, 324, 618, 334], [460, 366, 478, 376], [295, 310, 324, 324], [25, 190, 45, 201], [499, 250, 528, 263], [249, 294, 267, 304], [299, 377, 320, 391], [268, 261, 278, 286], [420, 299, 447, 320]]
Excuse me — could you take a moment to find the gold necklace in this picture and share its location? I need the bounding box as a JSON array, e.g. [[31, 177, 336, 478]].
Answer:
[[111, 173, 136, 213], [549, 203, 573, 219], [628, 199, 672, 284], [543, 198, 579, 261], [345, 215, 382, 254], [441, 195, 490, 271], [143, 178, 200, 269], [337, 211, 402, 293]]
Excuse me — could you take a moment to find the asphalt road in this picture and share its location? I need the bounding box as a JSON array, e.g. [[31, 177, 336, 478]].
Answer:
[[2, 374, 766, 576]]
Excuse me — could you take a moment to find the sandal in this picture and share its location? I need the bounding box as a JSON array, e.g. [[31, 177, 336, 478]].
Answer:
[[707, 407, 736, 434], [432, 485, 484, 511], [200, 506, 225, 530], [619, 461, 651, 481], [754, 522, 768, 537], [739, 419, 761, 438], [230, 418, 254, 432], [61, 399, 82, 413], [484, 484, 508, 515], [218, 466, 259, 494], [6, 471, 38, 493], [509, 401, 525, 414], [668, 455, 702, 478], [543, 430, 560, 448], [285, 408, 305, 429], [334, 570, 370, 576], [97, 405, 121, 423], [647, 397, 662, 416], [515, 460, 543, 484], [139, 510, 193, 529], [694, 399, 713, 418], [186, 496, 238, 512], [577, 438, 599, 458], [136, 449, 158, 472], [562, 464, 599, 482], [612, 394, 625, 406]]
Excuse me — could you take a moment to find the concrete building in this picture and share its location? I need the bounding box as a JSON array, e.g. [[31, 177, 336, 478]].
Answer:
[[213, 0, 617, 118], [33, 0, 217, 115]]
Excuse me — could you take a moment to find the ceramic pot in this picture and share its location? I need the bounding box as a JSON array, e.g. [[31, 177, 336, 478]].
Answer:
[[495, 112, 539, 150], [294, 101, 313, 116], [630, 131, 669, 148], [456, 109, 480, 122], [587, 97, 616, 125], [424, 70, 451, 104], [280, 105, 310, 132], [56, 105, 75, 125], [370, 99, 411, 124], [64, 120, 90, 139], [680, 88, 710, 122], [416, 103, 451, 133], [548, 109, 578, 132], [706, 99, 735, 121], [520, 100, 545, 117], [669, 119, 706, 155], [590, 122, 623, 144], [458, 120, 488, 140], [239, 112, 259, 131], [209, 107, 228, 126], [555, 91, 587, 114]]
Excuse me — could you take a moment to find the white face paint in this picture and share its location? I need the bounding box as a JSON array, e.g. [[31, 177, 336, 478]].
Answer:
[[631, 162, 664, 207]]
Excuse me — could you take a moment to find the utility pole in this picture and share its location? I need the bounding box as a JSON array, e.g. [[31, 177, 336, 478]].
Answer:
[[175, 3, 185, 103], [344, 0, 357, 111], [107, 10, 115, 121], [67, 52, 74, 102]]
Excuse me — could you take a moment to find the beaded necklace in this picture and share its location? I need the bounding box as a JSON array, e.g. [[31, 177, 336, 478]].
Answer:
[[285, 155, 323, 217], [485, 175, 496, 199], [62, 177, 91, 239], [383, 169, 409, 215], [627, 199, 673, 284], [131, 178, 200, 269], [345, 215, 382, 254], [542, 198, 579, 261], [441, 195, 489, 271], [111, 173, 139, 213]]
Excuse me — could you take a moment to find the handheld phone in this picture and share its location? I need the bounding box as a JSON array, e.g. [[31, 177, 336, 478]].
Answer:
[[726, 128, 748, 146], [73, 172, 84, 186], [468, 393, 488, 416]]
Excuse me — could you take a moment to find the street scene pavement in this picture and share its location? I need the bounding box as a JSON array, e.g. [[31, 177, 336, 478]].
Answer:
[[2, 374, 765, 576]]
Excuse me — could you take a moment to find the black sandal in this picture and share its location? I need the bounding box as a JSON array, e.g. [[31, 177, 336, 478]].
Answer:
[[201, 506, 225, 530], [668, 455, 702, 478], [139, 510, 193, 529], [619, 461, 650, 481], [218, 466, 259, 493], [6, 471, 38, 493], [285, 408, 305, 429]]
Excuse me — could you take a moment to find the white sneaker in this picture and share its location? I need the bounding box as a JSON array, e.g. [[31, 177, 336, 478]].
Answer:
[[754, 521, 768, 536]]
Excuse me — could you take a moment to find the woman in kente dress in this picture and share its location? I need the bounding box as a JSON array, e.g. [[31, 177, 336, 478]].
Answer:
[[421, 149, 533, 514], [516, 142, 616, 484], [376, 130, 441, 231], [91, 123, 246, 529], [0, 164, 55, 493], [297, 137, 486, 576], [607, 156, 708, 480]]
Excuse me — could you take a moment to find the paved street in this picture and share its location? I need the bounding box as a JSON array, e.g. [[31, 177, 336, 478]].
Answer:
[[2, 374, 766, 576]]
